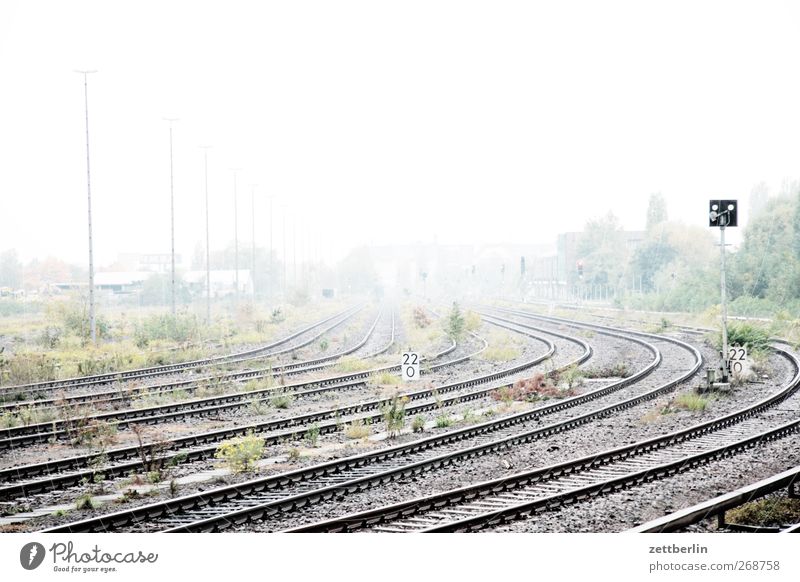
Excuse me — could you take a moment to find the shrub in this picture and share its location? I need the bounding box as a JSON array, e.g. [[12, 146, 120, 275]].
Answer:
[[270, 394, 293, 409], [435, 414, 453, 428], [412, 415, 426, 433], [345, 418, 371, 439], [214, 432, 265, 473], [412, 307, 431, 328], [726, 497, 800, 527], [715, 323, 771, 353], [445, 303, 465, 341], [304, 423, 321, 447], [557, 365, 584, 390], [75, 494, 95, 511], [319, 338, 329, 352], [464, 311, 482, 332], [491, 373, 572, 402], [249, 398, 269, 415], [382, 394, 408, 437]]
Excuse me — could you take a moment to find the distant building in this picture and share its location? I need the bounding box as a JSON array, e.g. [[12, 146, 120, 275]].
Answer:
[[184, 270, 253, 298]]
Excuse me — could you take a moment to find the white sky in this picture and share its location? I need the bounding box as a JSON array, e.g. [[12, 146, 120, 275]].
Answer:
[[2, 0, 799, 267]]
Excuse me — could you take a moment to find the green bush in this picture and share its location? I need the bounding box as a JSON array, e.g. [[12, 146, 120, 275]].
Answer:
[[304, 423, 321, 447], [214, 432, 265, 473], [382, 394, 408, 437]]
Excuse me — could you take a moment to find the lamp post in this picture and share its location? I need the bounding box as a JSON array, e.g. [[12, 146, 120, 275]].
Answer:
[[282, 204, 287, 298], [200, 146, 213, 324], [164, 117, 179, 318], [250, 184, 257, 300], [76, 69, 97, 344], [268, 195, 274, 301], [230, 168, 242, 303]]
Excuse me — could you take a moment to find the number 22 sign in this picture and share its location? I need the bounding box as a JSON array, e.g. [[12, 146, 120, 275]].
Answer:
[[402, 352, 420, 381]]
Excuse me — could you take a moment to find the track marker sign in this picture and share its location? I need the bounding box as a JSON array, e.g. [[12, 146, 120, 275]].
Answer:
[[402, 351, 420, 381], [725, 346, 750, 375]]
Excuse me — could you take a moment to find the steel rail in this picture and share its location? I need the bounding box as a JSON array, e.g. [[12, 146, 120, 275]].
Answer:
[[0, 307, 386, 445], [291, 342, 797, 533], [37, 320, 571, 531], [0, 315, 482, 499], [41, 313, 689, 533], [0, 305, 363, 395], [628, 464, 800, 533]]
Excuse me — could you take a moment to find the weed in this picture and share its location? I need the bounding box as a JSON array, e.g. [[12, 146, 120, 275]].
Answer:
[[287, 447, 301, 462], [214, 432, 265, 473], [412, 415, 426, 433], [75, 494, 95, 511], [382, 394, 408, 437], [249, 398, 269, 415], [435, 414, 454, 428], [270, 393, 293, 409], [371, 371, 401, 386], [726, 496, 800, 527], [334, 357, 371, 373], [345, 418, 371, 439], [304, 423, 321, 447]]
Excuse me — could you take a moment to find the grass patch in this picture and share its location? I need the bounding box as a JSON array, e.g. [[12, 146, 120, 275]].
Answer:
[[371, 371, 401, 386], [270, 393, 293, 409], [334, 357, 372, 373], [344, 418, 371, 439], [662, 392, 713, 413], [435, 414, 454, 428], [726, 496, 800, 527], [582, 363, 630, 378], [480, 331, 521, 363]]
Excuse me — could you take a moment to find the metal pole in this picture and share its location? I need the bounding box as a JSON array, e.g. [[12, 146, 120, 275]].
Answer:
[[268, 195, 273, 301], [293, 213, 297, 289], [251, 184, 257, 299], [231, 169, 240, 303], [164, 118, 178, 318], [76, 70, 97, 344], [720, 220, 729, 382], [200, 146, 212, 324], [282, 206, 287, 298]]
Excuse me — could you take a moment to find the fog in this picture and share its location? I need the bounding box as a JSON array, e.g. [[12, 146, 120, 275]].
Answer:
[[3, 1, 800, 268]]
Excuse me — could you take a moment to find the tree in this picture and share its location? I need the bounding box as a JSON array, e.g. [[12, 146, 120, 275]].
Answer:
[[645, 193, 668, 231], [445, 302, 465, 341], [337, 247, 378, 294], [576, 212, 628, 286], [0, 250, 22, 289]]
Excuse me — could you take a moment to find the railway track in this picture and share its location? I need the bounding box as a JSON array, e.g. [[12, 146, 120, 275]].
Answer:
[[33, 316, 575, 531], [0, 308, 392, 448], [628, 464, 800, 533], [289, 340, 799, 533], [0, 306, 373, 414], [0, 305, 363, 402], [35, 312, 698, 533], [0, 313, 487, 500]]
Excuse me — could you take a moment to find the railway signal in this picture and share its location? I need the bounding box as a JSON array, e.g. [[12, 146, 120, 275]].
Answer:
[[709, 199, 737, 384], [576, 260, 584, 279]]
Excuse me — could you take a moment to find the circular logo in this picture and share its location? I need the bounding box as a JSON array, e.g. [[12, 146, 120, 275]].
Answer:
[[20, 542, 46, 570]]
